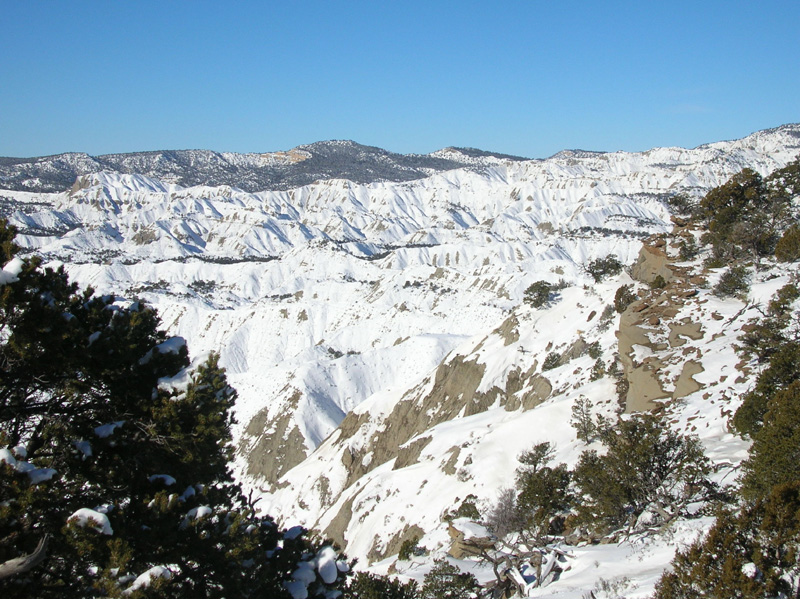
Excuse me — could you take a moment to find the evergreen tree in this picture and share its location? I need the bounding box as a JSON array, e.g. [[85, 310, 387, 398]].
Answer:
[[572, 413, 712, 534], [0, 220, 348, 597], [740, 381, 800, 501], [514, 443, 572, 539], [345, 572, 419, 599], [523, 281, 552, 308], [420, 559, 478, 599]]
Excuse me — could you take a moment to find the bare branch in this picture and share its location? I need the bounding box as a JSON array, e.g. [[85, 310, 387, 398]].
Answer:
[[0, 534, 50, 579]]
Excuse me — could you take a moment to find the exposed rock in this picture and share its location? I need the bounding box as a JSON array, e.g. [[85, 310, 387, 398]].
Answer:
[[323, 494, 356, 549], [625, 360, 669, 412], [239, 392, 309, 486], [631, 244, 674, 285], [367, 524, 425, 564], [673, 360, 705, 399], [493, 314, 520, 346], [394, 436, 433, 470], [447, 522, 495, 559], [668, 320, 704, 348]]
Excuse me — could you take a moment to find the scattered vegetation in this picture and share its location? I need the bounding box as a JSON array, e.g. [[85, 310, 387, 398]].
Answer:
[[572, 412, 715, 535], [712, 264, 751, 298], [420, 559, 479, 599], [542, 352, 561, 371], [586, 255, 624, 283], [523, 280, 552, 308], [0, 220, 348, 598], [693, 157, 800, 265], [775, 223, 800, 262], [346, 572, 419, 599], [398, 536, 422, 561], [613, 284, 636, 313], [677, 235, 699, 261], [654, 279, 800, 598]]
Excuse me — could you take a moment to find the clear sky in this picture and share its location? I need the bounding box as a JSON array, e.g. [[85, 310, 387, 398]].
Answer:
[[1, 1, 798, 159]]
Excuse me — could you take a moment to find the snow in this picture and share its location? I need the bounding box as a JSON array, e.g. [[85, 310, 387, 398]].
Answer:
[[94, 421, 125, 438], [1, 125, 798, 596], [69, 508, 114, 535], [148, 474, 177, 486], [1, 448, 57, 484], [122, 565, 172, 595], [317, 546, 339, 584], [0, 256, 24, 285]]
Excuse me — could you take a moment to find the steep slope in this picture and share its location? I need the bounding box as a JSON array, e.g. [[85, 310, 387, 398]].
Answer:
[[0, 125, 798, 595]]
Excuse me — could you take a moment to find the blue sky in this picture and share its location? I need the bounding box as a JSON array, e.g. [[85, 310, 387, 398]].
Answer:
[[1, 1, 798, 158]]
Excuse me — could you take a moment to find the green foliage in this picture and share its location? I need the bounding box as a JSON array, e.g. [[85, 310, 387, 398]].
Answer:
[[345, 572, 419, 599], [449, 495, 480, 521], [775, 223, 800, 262], [398, 537, 420, 561], [693, 159, 800, 264], [654, 483, 800, 599], [666, 192, 696, 216], [613, 284, 636, 314], [570, 396, 597, 442], [542, 352, 561, 371], [740, 380, 800, 501], [712, 264, 750, 298], [650, 274, 667, 289], [573, 413, 713, 534], [0, 221, 348, 598], [733, 341, 800, 437], [589, 358, 606, 381], [739, 283, 800, 364], [515, 447, 571, 539], [734, 283, 800, 436], [586, 256, 623, 283], [523, 280, 552, 308], [677, 235, 699, 261], [420, 559, 478, 599], [587, 341, 602, 360]]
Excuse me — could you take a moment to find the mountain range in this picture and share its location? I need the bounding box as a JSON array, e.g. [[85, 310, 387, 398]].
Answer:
[[1, 123, 799, 596], [0, 140, 529, 193]]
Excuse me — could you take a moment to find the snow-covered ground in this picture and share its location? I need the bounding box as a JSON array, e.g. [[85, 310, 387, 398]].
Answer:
[[1, 123, 799, 595]]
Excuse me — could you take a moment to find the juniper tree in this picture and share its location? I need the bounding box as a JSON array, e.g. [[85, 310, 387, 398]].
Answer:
[[0, 221, 348, 598], [572, 413, 713, 534]]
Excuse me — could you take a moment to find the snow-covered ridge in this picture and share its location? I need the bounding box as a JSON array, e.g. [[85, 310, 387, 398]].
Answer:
[[0, 124, 799, 593], [0, 140, 528, 194]]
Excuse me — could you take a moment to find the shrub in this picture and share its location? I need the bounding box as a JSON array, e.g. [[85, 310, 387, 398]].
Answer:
[[614, 284, 636, 313], [523, 280, 552, 308], [590, 358, 606, 381], [484, 488, 525, 539], [775, 224, 800, 262], [654, 483, 800, 599], [420, 559, 479, 599], [678, 235, 699, 261], [586, 256, 624, 283], [571, 396, 596, 442], [445, 495, 481, 522], [666, 192, 696, 216], [740, 380, 800, 500], [398, 537, 420, 561], [347, 572, 419, 599], [650, 274, 667, 289], [712, 264, 750, 298], [542, 352, 561, 371], [573, 413, 713, 534], [513, 443, 572, 540]]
